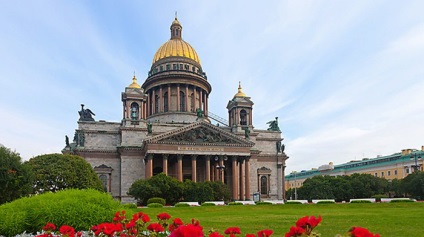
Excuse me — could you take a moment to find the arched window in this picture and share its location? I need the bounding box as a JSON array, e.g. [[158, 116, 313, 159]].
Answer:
[[240, 109, 247, 125], [190, 93, 195, 112], [260, 176, 268, 195], [180, 91, 185, 112], [99, 174, 108, 192], [130, 102, 139, 120], [163, 92, 169, 112], [155, 95, 160, 113]]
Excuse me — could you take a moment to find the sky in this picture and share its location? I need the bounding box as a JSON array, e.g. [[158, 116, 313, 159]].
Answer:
[[1, 1, 423, 174]]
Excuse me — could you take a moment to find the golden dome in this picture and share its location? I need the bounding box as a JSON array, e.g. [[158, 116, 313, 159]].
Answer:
[[234, 82, 248, 97], [152, 39, 200, 65], [152, 17, 201, 65], [128, 74, 141, 88]]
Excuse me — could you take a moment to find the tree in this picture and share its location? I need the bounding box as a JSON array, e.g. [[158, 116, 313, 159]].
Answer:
[[128, 173, 183, 205], [182, 180, 214, 203], [0, 146, 33, 204], [402, 171, 424, 200], [25, 154, 103, 193]]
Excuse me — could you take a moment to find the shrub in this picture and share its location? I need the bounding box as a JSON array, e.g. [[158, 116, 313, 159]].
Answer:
[[182, 180, 214, 203], [255, 201, 272, 205], [228, 202, 243, 205], [25, 154, 103, 193], [317, 201, 336, 204], [147, 197, 166, 205], [201, 202, 216, 206], [147, 203, 163, 208], [122, 203, 137, 209], [128, 173, 182, 205], [390, 199, 415, 203], [285, 201, 303, 204], [175, 203, 190, 207], [350, 200, 372, 203], [0, 189, 120, 236], [372, 194, 387, 202]]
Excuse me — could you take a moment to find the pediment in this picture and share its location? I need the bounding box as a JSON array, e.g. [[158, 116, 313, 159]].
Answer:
[[145, 121, 254, 147]]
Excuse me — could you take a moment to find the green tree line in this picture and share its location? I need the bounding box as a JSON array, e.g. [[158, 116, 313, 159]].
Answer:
[[286, 172, 424, 202]]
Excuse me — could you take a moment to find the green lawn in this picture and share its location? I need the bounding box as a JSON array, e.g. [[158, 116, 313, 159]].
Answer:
[[126, 203, 423, 236]]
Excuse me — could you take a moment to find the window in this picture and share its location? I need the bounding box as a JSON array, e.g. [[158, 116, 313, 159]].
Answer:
[[260, 176, 268, 195], [160, 65, 163, 72], [166, 64, 170, 70], [406, 168, 410, 174], [173, 64, 177, 70], [381, 172, 384, 177], [190, 93, 195, 112], [163, 92, 168, 112], [374, 173, 377, 177], [185, 64, 189, 70], [130, 102, 139, 120], [99, 175, 108, 192], [180, 91, 185, 111], [388, 171, 391, 176], [192, 66, 196, 72], [240, 109, 247, 125], [394, 170, 398, 175], [155, 95, 160, 113]]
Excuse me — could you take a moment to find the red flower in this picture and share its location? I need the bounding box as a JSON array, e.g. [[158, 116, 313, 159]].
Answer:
[[245, 234, 256, 237], [132, 212, 150, 223], [59, 225, 75, 237], [284, 226, 305, 237], [209, 232, 224, 237], [169, 224, 204, 237], [42, 223, 56, 232], [157, 212, 171, 220], [76, 232, 82, 237], [169, 218, 184, 232], [113, 211, 127, 223], [147, 223, 165, 233], [126, 220, 136, 229], [257, 229, 273, 237], [224, 227, 241, 235], [350, 227, 380, 237], [295, 216, 322, 229]]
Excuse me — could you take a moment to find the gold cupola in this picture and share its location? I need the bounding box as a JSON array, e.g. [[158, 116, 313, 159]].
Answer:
[[152, 17, 201, 65], [128, 74, 141, 89], [233, 82, 248, 98]]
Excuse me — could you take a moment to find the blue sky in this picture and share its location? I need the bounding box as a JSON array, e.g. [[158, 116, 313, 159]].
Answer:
[[1, 1, 423, 173]]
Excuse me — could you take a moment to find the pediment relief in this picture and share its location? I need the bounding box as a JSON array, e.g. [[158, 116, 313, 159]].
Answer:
[[145, 121, 254, 146]]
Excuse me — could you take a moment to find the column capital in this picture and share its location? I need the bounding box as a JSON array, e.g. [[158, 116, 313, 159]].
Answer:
[[162, 154, 169, 159], [191, 154, 198, 160]]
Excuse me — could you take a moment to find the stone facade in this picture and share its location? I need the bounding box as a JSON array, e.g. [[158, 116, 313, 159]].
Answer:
[[64, 17, 288, 202]]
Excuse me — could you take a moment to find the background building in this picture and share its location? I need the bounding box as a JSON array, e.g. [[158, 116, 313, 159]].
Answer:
[[285, 147, 424, 190], [63, 18, 288, 203]]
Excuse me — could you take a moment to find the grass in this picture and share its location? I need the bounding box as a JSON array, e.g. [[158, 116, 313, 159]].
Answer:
[[124, 202, 423, 236]]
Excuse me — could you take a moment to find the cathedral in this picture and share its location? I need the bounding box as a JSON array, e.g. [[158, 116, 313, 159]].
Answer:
[[63, 17, 288, 203]]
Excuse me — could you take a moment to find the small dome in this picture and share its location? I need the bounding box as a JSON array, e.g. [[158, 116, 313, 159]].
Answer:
[[233, 82, 248, 98], [128, 74, 141, 89], [152, 17, 201, 65]]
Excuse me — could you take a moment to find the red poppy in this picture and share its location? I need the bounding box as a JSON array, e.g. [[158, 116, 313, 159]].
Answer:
[[284, 226, 305, 237], [157, 212, 172, 220], [257, 229, 273, 237], [245, 234, 256, 237], [295, 216, 322, 229], [147, 223, 165, 233], [59, 225, 75, 237]]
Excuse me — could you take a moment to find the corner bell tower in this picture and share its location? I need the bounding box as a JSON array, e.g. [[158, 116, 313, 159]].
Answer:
[[227, 82, 254, 133], [121, 74, 147, 126]]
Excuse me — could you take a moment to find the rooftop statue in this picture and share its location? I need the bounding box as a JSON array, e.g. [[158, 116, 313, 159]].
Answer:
[[267, 117, 280, 132], [196, 108, 204, 119], [78, 104, 95, 121]]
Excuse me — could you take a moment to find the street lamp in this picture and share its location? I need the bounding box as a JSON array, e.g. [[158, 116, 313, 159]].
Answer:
[[411, 153, 422, 172], [215, 156, 227, 182], [291, 171, 297, 200]]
